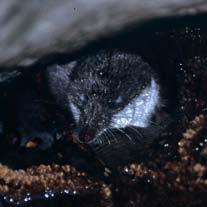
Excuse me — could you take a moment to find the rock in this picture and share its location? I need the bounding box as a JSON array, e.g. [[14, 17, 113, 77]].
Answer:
[[0, 0, 206, 80]]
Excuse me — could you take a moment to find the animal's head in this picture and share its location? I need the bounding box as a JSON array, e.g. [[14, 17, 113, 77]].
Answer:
[[46, 50, 161, 143]]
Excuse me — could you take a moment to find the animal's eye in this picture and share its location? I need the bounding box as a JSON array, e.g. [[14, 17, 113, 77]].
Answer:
[[115, 96, 123, 104], [77, 94, 87, 104], [107, 96, 123, 109], [109, 97, 126, 110]]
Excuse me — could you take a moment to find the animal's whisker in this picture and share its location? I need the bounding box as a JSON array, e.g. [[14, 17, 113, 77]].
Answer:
[[148, 120, 165, 130], [95, 134, 103, 145], [103, 131, 111, 145], [98, 135, 103, 145], [103, 129, 115, 144], [110, 117, 165, 131], [115, 128, 134, 144], [98, 132, 109, 145], [108, 128, 118, 143], [127, 126, 143, 140], [104, 132, 111, 145], [94, 137, 129, 155]]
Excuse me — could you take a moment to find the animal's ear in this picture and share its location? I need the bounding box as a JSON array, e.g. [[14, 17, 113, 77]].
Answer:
[[45, 61, 77, 108], [61, 61, 77, 76], [46, 61, 77, 79]]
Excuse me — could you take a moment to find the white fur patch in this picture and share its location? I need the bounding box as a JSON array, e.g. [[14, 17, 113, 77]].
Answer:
[[110, 78, 160, 128]]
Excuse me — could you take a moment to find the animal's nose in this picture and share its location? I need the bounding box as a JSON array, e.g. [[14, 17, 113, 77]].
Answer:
[[78, 126, 95, 143]]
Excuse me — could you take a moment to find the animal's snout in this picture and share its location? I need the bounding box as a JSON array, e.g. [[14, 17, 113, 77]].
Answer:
[[78, 126, 96, 143]]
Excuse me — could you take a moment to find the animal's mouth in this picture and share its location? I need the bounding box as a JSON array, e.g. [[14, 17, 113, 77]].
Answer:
[[74, 128, 96, 143]]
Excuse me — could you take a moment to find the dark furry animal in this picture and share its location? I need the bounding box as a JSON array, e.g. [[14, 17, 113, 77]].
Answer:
[[46, 50, 170, 148], [0, 50, 171, 165]]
